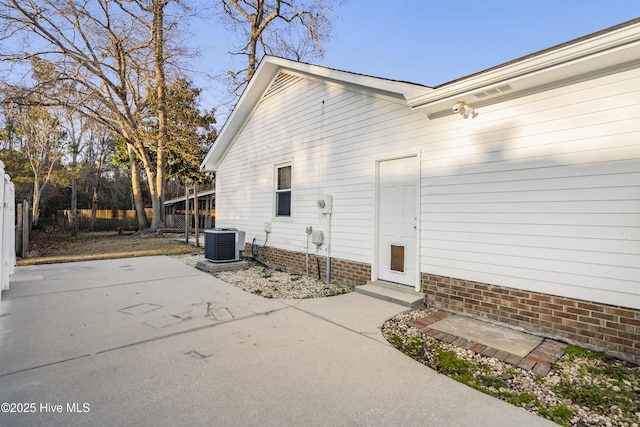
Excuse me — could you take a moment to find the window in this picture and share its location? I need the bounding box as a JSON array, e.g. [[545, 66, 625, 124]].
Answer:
[[275, 164, 292, 217]]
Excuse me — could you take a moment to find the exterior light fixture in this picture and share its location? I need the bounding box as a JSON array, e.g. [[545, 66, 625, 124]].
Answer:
[[452, 101, 477, 119]]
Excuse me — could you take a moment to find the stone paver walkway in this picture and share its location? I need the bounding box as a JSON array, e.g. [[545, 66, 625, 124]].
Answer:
[[410, 311, 567, 376]]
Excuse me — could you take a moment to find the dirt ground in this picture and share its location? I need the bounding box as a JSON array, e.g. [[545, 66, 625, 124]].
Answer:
[[18, 229, 202, 266]]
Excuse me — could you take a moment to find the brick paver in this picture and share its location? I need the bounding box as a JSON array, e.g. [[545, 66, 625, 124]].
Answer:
[[412, 311, 567, 376]]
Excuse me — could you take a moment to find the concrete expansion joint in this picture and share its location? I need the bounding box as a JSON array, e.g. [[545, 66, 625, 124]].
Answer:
[[0, 305, 292, 379], [10, 273, 205, 299], [289, 304, 389, 344]]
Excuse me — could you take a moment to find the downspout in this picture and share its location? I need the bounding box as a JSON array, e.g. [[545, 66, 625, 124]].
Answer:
[[326, 212, 331, 283], [305, 228, 310, 277]]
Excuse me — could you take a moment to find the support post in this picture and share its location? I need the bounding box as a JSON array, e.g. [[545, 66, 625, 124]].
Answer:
[[184, 184, 189, 244], [194, 183, 199, 247], [17, 202, 23, 257], [19, 200, 29, 259], [205, 197, 211, 229]]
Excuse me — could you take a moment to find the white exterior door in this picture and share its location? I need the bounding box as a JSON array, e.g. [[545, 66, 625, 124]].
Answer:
[[377, 157, 418, 287]]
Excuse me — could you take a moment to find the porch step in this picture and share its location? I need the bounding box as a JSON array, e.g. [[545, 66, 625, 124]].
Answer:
[[355, 282, 424, 309]]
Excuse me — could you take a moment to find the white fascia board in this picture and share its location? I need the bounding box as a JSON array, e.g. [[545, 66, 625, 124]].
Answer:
[[265, 56, 432, 100], [200, 59, 282, 171], [408, 21, 640, 116]]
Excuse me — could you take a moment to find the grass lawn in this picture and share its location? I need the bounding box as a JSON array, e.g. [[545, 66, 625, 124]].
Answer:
[[17, 229, 202, 266]]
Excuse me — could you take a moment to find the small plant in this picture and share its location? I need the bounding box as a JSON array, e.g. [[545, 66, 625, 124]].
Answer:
[[325, 287, 349, 297], [554, 379, 603, 408], [507, 392, 537, 407], [389, 334, 404, 348], [252, 260, 270, 269], [602, 362, 632, 382], [479, 374, 507, 390], [406, 335, 426, 349], [434, 349, 474, 383], [502, 367, 524, 382], [252, 289, 263, 295], [389, 334, 428, 361], [539, 405, 574, 426], [563, 344, 604, 360]]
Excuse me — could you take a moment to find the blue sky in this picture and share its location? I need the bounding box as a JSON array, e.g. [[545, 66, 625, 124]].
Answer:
[[320, 1, 639, 86], [190, 1, 639, 114]]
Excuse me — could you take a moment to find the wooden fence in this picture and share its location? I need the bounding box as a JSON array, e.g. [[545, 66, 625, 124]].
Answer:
[[57, 209, 153, 231]]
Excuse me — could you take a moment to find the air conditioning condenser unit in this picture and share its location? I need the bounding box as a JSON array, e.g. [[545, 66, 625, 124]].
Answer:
[[204, 228, 245, 262]]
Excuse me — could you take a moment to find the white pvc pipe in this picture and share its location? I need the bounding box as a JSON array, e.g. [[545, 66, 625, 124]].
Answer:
[[326, 212, 331, 283]]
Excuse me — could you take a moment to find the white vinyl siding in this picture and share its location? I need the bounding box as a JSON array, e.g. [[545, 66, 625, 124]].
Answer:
[[420, 67, 640, 309], [216, 67, 640, 309], [216, 74, 420, 262]]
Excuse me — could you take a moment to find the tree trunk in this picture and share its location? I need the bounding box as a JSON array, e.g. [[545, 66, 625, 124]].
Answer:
[[70, 147, 79, 236], [32, 176, 41, 226], [152, 0, 167, 232], [128, 144, 149, 231], [134, 148, 161, 231], [89, 167, 101, 232], [246, 0, 263, 83], [90, 147, 104, 232], [71, 174, 78, 236], [90, 179, 99, 232]]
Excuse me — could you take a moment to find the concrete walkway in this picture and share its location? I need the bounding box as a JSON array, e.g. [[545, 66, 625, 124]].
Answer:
[[0, 256, 556, 426]]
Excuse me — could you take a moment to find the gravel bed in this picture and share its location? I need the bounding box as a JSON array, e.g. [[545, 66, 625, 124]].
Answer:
[[382, 308, 640, 427], [173, 252, 639, 426], [172, 252, 350, 299]]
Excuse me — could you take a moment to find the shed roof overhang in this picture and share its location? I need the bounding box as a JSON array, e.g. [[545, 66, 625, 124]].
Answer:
[[409, 18, 640, 118]]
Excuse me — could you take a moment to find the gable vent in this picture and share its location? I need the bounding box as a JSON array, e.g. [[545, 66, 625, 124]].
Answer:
[[473, 84, 513, 99], [264, 72, 302, 98]]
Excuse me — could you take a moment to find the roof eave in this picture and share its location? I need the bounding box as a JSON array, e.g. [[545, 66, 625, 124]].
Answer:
[[200, 59, 283, 172], [200, 56, 433, 171], [408, 18, 640, 118]]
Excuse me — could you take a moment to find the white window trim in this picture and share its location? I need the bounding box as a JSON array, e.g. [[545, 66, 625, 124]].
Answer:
[[274, 162, 292, 219]]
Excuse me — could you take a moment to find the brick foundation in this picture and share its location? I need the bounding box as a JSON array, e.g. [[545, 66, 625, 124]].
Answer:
[[422, 273, 640, 364], [245, 244, 371, 288]]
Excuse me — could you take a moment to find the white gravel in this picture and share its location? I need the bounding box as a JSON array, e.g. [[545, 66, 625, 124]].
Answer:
[[171, 252, 350, 299], [381, 308, 640, 427]]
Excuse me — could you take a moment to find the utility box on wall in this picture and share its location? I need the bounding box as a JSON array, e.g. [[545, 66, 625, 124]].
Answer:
[[317, 195, 332, 214], [312, 230, 324, 246]]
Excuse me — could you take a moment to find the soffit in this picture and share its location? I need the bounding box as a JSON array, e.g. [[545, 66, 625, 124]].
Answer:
[[409, 20, 640, 119]]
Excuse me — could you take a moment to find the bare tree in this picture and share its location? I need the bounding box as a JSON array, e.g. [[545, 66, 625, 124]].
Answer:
[[4, 101, 67, 225], [0, 0, 180, 231], [85, 128, 117, 231], [151, 0, 169, 227], [62, 111, 90, 236], [220, 0, 343, 93]]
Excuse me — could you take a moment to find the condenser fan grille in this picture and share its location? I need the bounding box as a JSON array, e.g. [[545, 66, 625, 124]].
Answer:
[[204, 229, 244, 262]]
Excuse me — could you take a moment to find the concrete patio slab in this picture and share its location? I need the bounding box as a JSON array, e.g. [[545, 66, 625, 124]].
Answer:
[[0, 256, 556, 427], [0, 257, 286, 377], [283, 291, 414, 343]]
